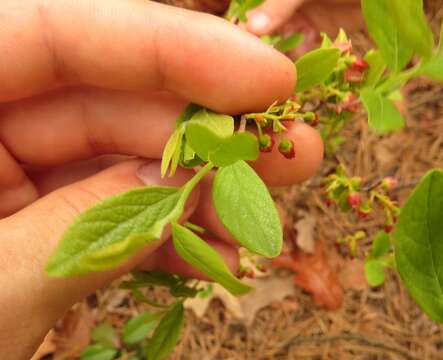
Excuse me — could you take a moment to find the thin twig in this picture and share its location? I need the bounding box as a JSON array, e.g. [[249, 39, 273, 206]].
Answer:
[[277, 332, 419, 360]]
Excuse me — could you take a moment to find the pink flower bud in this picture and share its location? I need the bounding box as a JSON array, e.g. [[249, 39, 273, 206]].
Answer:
[[344, 68, 365, 83], [347, 192, 361, 208], [381, 176, 397, 190], [352, 58, 369, 71]]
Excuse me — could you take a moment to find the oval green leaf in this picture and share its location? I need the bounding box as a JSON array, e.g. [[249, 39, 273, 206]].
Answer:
[[81, 345, 117, 360], [364, 259, 386, 287], [185, 109, 234, 160], [145, 302, 184, 360], [360, 87, 405, 133], [123, 312, 161, 345], [92, 323, 118, 348], [395, 169, 443, 322], [295, 48, 340, 92], [361, 0, 413, 72], [212, 161, 283, 257], [209, 132, 259, 167], [45, 187, 182, 277], [172, 223, 251, 295]]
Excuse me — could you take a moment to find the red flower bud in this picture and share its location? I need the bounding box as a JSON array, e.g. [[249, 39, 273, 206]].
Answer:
[[344, 67, 365, 83], [259, 134, 275, 153], [381, 176, 397, 190], [352, 58, 369, 71], [278, 139, 295, 159], [384, 224, 394, 233], [340, 93, 360, 113], [347, 192, 361, 208]]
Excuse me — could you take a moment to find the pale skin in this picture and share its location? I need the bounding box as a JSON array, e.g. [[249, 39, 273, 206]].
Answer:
[[0, 0, 325, 359]]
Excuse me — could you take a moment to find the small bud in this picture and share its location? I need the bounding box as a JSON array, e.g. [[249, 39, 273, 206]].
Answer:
[[344, 67, 365, 83], [347, 192, 361, 208], [340, 93, 360, 113], [357, 204, 371, 219], [381, 176, 397, 190], [278, 139, 295, 159], [335, 40, 352, 54], [255, 115, 269, 128], [259, 134, 275, 153], [350, 176, 362, 190], [352, 58, 369, 71], [384, 224, 394, 233]]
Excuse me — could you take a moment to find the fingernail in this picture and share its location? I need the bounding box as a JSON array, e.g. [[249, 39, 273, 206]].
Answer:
[[136, 160, 193, 187], [248, 12, 271, 33]]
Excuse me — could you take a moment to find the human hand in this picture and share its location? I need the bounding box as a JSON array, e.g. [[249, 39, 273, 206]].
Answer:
[[0, 1, 322, 358]]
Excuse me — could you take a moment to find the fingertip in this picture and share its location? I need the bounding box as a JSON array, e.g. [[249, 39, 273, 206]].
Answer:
[[246, 11, 273, 35]]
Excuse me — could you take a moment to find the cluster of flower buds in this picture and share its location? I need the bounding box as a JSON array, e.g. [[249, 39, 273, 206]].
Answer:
[[323, 166, 400, 233], [335, 230, 366, 258]]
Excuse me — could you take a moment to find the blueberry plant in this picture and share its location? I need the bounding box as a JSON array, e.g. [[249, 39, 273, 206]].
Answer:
[[45, 0, 443, 359]]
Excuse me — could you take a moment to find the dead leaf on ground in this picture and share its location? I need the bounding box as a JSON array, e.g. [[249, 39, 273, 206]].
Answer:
[[294, 212, 316, 254], [185, 276, 297, 325], [32, 302, 94, 360], [272, 243, 343, 310]]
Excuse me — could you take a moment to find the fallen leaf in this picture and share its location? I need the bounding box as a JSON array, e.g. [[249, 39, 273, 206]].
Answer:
[[294, 212, 316, 253], [53, 302, 94, 359], [272, 243, 343, 310], [185, 276, 296, 325]]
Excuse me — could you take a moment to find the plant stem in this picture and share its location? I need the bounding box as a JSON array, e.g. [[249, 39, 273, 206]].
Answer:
[[377, 63, 424, 94]]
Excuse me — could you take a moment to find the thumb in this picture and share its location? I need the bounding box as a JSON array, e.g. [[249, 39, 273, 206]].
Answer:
[[246, 0, 307, 36], [0, 159, 199, 360]]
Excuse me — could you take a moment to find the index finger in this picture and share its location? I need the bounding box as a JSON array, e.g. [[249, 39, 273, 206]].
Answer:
[[1, 0, 296, 113]]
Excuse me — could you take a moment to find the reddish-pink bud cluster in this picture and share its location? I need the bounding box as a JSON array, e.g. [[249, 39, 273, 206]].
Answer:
[[347, 192, 361, 208]]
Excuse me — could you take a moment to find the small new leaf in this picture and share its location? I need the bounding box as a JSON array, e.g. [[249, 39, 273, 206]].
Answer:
[[123, 312, 162, 345], [360, 87, 405, 133], [295, 48, 340, 92], [172, 223, 251, 295], [395, 169, 443, 322], [213, 161, 282, 257], [92, 323, 118, 348], [185, 109, 234, 160], [209, 132, 259, 167], [81, 345, 117, 360], [364, 259, 386, 287], [370, 231, 391, 259], [364, 50, 386, 87], [145, 302, 185, 360], [46, 187, 183, 276]]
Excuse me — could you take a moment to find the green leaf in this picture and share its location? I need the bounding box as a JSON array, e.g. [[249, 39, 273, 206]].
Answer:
[[185, 109, 234, 160], [145, 302, 185, 360], [172, 223, 251, 295], [160, 104, 200, 177], [92, 323, 118, 348], [295, 48, 340, 92], [275, 33, 304, 53], [127, 271, 180, 288], [395, 169, 443, 322], [213, 161, 282, 257], [364, 50, 386, 87], [364, 259, 386, 287], [123, 312, 161, 345], [370, 231, 391, 259], [45, 187, 182, 276], [227, 0, 265, 22], [81, 345, 118, 360], [387, 0, 434, 60], [209, 132, 259, 167], [361, 0, 413, 72], [360, 87, 405, 133], [423, 55, 443, 82]]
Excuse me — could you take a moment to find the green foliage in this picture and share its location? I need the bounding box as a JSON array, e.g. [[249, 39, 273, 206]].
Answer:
[[123, 312, 161, 345], [370, 231, 391, 259], [81, 345, 118, 360], [395, 169, 443, 322], [208, 132, 259, 167], [213, 161, 282, 257], [361, 0, 413, 72], [363, 50, 386, 87], [295, 48, 340, 92], [261, 33, 304, 53], [185, 109, 234, 160], [92, 323, 118, 348], [364, 259, 386, 287], [360, 88, 405, 133], [145, 302, 185, 360], [172, 223, 251, 295], [226, 0, 265, 22], [45, 187, 183, 276], [387, 0, 434, 60]]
